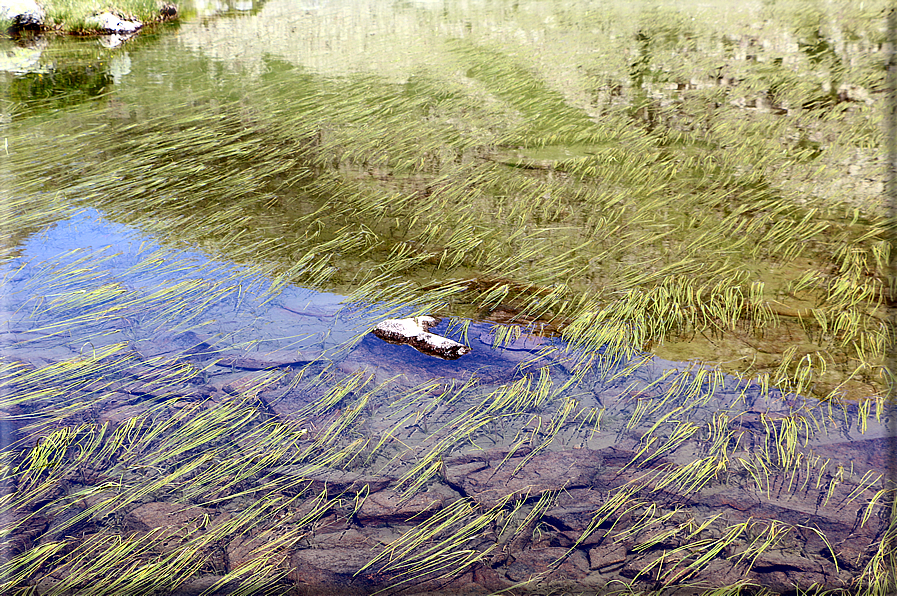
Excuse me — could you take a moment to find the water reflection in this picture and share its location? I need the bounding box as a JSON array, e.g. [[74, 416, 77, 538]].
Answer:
[[0, 210, 608, 393], [190, 0, 271, 18], [0, 35, 134, 111], [0, 35, 48, 74], [5, 209, 876, 422], [1, 210, 366, 369], [2, 208, 888, 447]]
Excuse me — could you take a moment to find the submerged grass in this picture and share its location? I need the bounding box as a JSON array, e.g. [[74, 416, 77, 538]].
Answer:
[[18, 26, 883, 401], [0, 0, 893, 593]]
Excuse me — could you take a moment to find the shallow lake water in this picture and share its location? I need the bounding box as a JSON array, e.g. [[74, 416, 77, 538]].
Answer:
[[0, 1, 893, 594]]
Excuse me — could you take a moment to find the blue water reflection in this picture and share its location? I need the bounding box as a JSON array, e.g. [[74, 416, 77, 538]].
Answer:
[[1, 209, 886, 451], [0, 210, 775, 394], [1, 209, 363, 367]]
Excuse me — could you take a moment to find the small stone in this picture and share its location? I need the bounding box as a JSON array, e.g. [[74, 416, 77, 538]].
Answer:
[[289, 547, 381, 587], [126, 502, 214, 531], [443, 450, 601, 507], [472, 566, 513, 591], [293, 466, 393, 494], [356, 489, 445, 524], [227, 532, 290, 572], [504, 547, 590, 582], [169, 575, 236, 596], [98, 403, 151, 425], [123, 503, 221, 556]]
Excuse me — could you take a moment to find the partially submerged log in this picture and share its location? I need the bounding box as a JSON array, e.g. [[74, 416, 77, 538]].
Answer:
[[371, 316, 472, 360]]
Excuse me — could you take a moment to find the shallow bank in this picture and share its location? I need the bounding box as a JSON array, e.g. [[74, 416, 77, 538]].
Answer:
[[0, 0, 176, 35]]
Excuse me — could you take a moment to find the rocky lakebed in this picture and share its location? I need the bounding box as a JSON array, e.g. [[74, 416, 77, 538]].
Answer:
[[0, 209, 891, 595]]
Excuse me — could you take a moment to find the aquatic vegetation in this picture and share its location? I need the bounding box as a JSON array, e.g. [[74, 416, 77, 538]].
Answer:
[[0, 0, 892, 593]]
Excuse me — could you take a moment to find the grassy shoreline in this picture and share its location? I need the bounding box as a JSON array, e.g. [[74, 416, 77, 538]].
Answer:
[[2, 0, 176, 34]]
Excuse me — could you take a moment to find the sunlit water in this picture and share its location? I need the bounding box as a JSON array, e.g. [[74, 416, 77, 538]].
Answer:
[[2, 208, 788, 417], [0, 1, 892, 594]]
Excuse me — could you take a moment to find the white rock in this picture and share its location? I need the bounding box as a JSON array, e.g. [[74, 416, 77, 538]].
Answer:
[[0, 0, 44, 27], [374, 316, 437, 338], [89, 12, 142, 34]]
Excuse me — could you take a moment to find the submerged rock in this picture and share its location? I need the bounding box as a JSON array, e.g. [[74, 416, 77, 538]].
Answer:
[[478, 329, 550, 353], [371, 316, 472, 360], [443, 449, 601, 507]]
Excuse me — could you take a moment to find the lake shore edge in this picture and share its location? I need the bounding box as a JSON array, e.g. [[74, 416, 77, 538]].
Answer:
[[1, 0, 177, 36]]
